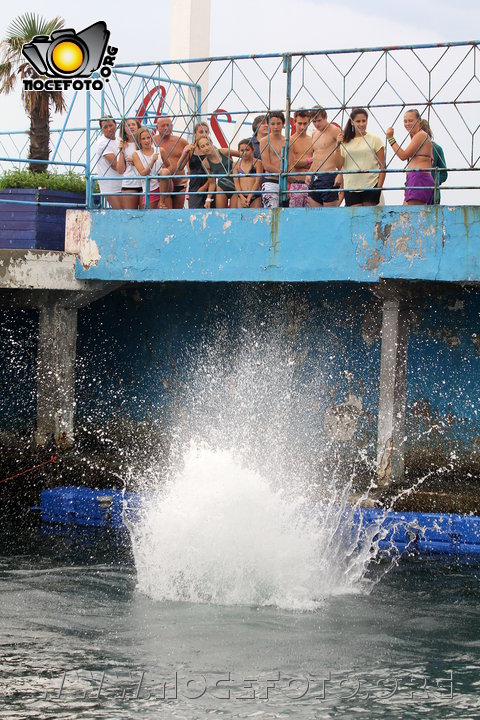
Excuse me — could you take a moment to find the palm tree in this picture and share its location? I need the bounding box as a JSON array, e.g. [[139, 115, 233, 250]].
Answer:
[[0, 13, 66, 173]]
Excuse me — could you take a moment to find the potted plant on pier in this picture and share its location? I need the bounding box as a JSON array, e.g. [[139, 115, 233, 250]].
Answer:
[[0, 170, 87, 250], [0, 14, 90, 250]]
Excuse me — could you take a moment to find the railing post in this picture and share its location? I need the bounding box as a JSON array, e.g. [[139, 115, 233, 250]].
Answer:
[[86, 177, 93, 209], [86, 89, 92, 209], [280, 53, 292, 207], [100, 74, 105, 118], [196, 83, 203, 139], [145, 176, 150, 209], [51, 92, 78, 163]]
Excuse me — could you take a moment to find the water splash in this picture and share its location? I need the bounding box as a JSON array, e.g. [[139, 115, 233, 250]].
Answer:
[[129, 440, 400, 610], [128, 307, 398, 609]]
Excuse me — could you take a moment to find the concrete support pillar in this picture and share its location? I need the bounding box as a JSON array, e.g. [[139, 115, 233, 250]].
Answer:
[[35, 298, 77, 447], [376, 296, 410, 487]]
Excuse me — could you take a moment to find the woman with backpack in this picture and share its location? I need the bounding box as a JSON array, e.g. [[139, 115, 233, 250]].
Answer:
[[386, 109, 435, 205], [419, 119, 448, 204]]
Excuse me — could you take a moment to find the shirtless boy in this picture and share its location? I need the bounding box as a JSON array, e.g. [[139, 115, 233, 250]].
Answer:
[[153, 116, 189, 208], [308, 107, 342, 207], [288, 109, 314, 207], [259, 111, 286, 208]]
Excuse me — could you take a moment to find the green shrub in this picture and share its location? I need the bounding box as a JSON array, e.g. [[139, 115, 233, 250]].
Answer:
[[0, 169, 88, 193]]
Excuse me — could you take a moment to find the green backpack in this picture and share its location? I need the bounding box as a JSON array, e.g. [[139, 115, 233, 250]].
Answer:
[[432, 142, 447, 204], [432, 142, 448, 185]]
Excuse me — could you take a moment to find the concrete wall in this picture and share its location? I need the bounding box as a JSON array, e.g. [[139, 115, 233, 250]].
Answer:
[[406, 285, 480, 475], [67, 206, 480, 284], [0, 308, 37, 433], [2, 281, 479, 489]]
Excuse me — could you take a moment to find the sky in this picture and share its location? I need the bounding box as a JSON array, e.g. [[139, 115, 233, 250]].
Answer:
[[1, 0, 479, 132], [2, 0, 479, 64]]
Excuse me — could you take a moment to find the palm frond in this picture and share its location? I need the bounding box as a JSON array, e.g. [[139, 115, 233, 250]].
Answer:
[[0, 61, 16, 93], [6, 14, 64, 43], [23, 88, 51, 117], [50, 91, 66, 114], [0, 61, 13, 78]]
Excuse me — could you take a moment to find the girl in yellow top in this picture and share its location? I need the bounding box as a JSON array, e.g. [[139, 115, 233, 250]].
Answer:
[[336, 107, 385, 207]]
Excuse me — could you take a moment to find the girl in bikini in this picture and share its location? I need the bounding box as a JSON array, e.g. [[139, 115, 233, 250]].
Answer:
[[232, 139, 263, 208], [386, 109, 434, 205], [196, 137, 241, 209]]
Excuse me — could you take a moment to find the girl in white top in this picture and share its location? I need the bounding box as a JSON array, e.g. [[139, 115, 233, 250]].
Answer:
[[336, 107, 385, 207], [119, 118, 142, 209], [132, 128, 170, 209]]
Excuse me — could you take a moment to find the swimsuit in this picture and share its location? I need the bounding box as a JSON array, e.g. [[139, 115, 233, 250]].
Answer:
[[344, 188, 381, 206], [238, 163, 257, 175], [236, 163, 261, 204], [308, 173, 339, 205], [261, 180, 279, 208], [188, 153, 208, 209], [404, 170, 434, 204], [289, 182, 309, 208], [208, 153, 235, 194], [136, 151, 165, 207]]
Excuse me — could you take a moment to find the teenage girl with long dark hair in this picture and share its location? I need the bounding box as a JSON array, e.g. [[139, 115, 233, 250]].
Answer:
[[336, 107, 385, 206]]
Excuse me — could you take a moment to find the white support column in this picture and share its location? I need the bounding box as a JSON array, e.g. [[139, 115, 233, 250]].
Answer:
[[376, 296, 410, 487], [170, 0, 211, 126], [35, 299, 77, 447]]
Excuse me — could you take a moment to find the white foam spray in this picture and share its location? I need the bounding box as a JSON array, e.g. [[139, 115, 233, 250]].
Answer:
[[128, 304, 397, 609], [130, 442, 393, 609]]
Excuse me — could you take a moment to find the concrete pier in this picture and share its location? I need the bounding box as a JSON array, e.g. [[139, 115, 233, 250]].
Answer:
[[35, 298, 78, 447], [376, 292, 410, 487], [0, 250, 120, 447], [2, 205, 480, 507]]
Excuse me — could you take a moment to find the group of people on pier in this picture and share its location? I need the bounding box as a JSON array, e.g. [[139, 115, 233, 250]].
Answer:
[[94, 106, 447, 210]]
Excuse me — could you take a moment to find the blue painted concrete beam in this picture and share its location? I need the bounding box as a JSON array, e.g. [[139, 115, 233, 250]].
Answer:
[[66, 206, 480, 284]]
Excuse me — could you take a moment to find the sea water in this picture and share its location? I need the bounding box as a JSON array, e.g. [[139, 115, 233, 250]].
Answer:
[[2, 528, 480, 719], [2, 329, 480, 718]]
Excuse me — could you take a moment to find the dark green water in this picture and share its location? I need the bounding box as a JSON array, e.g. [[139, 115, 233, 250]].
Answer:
[[1, 525, 480, 719]]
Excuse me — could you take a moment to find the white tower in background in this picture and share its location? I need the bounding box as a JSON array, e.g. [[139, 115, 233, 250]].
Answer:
[[170, 0, 211, 122]]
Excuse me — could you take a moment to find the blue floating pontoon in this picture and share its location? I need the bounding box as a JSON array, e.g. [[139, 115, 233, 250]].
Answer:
[[36, 486, 480, 556], [37, 486, 142, 529], [352, 507, 480, 555]]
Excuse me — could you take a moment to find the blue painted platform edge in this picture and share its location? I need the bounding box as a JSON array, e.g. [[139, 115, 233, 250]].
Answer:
[[38, 486, 480, 555], [73, 206, 480, 284]]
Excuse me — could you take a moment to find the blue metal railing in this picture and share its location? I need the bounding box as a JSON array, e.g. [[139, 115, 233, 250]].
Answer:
[[0, 40, 478, 210]]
